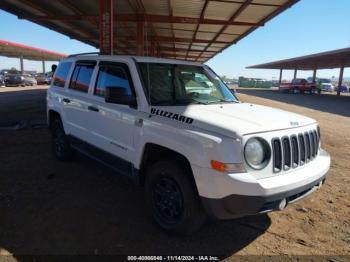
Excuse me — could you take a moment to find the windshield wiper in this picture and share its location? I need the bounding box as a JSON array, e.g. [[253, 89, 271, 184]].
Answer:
[[219, 99, 238, 103], [201, 99, 236, 104], [152, 99, 202, 106]]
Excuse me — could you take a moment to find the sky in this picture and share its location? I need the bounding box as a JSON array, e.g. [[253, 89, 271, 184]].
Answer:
[[0, 0, 349, 80]]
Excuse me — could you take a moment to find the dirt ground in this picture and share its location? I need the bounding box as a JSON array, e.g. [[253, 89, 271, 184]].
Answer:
[[0, 86, 349, 260]]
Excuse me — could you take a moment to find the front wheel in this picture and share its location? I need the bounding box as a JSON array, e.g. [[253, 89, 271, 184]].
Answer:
[[145, 160, 206, 235], [290, 88, 298, 94]]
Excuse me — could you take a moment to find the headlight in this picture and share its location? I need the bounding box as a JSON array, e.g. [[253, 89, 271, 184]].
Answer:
[[244, 137, 271, 170]]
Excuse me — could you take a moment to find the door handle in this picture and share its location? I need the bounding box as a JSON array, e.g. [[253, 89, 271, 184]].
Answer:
[[88, 105, 99, 112], [62, 98, 71, 103]]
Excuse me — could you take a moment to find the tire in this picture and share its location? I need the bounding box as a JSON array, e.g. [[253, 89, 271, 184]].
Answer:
[[145, 160, 206, 235], [51, 118, 73, 161], [290, 88, 299, 94]]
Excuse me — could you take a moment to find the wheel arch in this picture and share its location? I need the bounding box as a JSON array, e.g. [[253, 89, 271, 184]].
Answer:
[[48, 109, 62, 128], [139, 143, 199, 194]]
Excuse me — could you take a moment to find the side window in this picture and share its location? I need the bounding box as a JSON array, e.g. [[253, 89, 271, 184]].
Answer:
[[53, 62, 72, 87], [94, 64, 133, 97], [69, 63, 94, 93]]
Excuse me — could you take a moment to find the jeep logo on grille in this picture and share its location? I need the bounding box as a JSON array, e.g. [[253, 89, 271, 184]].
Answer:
[[290, 121, 299, 126]]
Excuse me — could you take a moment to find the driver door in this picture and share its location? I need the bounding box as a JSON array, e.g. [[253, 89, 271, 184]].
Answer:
[[86, 61, 137, 164]]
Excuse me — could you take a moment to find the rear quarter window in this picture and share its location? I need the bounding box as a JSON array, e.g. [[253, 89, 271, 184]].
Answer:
[[69, 63, 95, 93], [53, 62, 72, 87]]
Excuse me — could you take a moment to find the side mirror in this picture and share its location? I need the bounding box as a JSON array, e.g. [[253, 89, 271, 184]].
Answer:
[[105, 86, 137, 107]]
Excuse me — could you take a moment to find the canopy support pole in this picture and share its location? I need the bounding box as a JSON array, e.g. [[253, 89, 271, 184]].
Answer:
[[312, 69, 317, 82], [42, 60, 46, 73], [293, 69, 297, 80], [99, 0, 113, 55], [20, 55, 24, 73], [137, 20, 144, 56], [279, 69, 283, 85], [337, 66, 344, 96]]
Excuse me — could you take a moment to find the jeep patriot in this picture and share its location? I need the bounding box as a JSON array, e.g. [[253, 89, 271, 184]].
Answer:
[[47, 54, 330, 234]]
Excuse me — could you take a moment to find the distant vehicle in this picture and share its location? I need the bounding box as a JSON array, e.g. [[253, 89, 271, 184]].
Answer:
[[5, 74, 37, 87], [317, 78, 332, 84], [335, 85, 349, 93], [0, 69, 13, 81], [279, 78, 319, 94], [5, 74, 26, 87], [22, 74, 37, 86], [36, 73, 51, 85], [225, 80, 238, 85], [320, 83, 335, 92], [0, 75, 5, 87], [0, 69, 10, 76], [316, 78, 334, 92]]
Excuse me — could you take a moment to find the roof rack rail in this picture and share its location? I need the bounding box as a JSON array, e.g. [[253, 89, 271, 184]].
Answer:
[[68, 52, 100, 57]]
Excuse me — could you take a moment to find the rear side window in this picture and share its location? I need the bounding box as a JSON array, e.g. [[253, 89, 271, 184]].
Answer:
[[94, 64, 133, 97], [69, 63, 94, 93], [53, 62, 72, 87]]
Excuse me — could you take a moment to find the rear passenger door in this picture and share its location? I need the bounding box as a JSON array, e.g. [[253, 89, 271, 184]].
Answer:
[[86, 61, 137, 164], [64, 60, 96, 142]]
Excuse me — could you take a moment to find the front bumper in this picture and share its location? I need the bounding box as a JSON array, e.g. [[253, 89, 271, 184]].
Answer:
[[201, 174, 326, 219], [195, 149, 330, 219]]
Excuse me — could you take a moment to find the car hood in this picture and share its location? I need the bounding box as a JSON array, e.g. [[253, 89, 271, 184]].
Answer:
[[155, 103, 316, 137]]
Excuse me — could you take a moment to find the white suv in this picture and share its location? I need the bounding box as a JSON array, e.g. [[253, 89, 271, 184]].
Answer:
[[47, 54, 330, 234]]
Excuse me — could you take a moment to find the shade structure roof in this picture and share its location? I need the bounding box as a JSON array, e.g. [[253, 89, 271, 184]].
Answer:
[[0, 0, 298, 62], [247, 47, 350, 70], [0, 39, 67, 61]]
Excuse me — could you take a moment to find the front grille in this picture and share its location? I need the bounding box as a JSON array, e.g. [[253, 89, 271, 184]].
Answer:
[[272, 129, 319, 173]]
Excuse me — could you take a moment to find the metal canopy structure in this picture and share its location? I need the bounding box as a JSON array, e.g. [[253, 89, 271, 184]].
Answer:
[[0, 39, 67, 61], [247, 47, 350, 96], [0, 0, 298, 62], [247, 47, 350, 70], [0, 39, 67, 73]]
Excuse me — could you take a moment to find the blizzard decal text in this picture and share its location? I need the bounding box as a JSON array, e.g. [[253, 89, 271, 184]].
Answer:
[[151, 108, 194, 124]]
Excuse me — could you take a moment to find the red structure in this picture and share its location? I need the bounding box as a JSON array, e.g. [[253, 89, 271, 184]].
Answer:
[[0, 39, 67, 73], [99, 0, 113, 55], [0, 0, 299, 62]]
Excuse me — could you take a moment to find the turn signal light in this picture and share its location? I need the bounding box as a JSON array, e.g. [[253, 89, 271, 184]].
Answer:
[[211, 160, 226, 172], [211, 160, 246, 173]]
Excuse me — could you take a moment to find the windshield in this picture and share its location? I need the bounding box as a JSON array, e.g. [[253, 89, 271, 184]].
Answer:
[[319, 79, 331, 84], [138, 63, 238, 106]]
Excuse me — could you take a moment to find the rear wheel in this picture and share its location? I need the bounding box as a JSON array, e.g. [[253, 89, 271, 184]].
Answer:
[[51, 118, 73, 161], [145, 160, 206, 235]]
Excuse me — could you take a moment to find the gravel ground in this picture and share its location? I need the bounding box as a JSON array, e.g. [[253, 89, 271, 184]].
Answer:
[[0, 86, 349, 260]]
